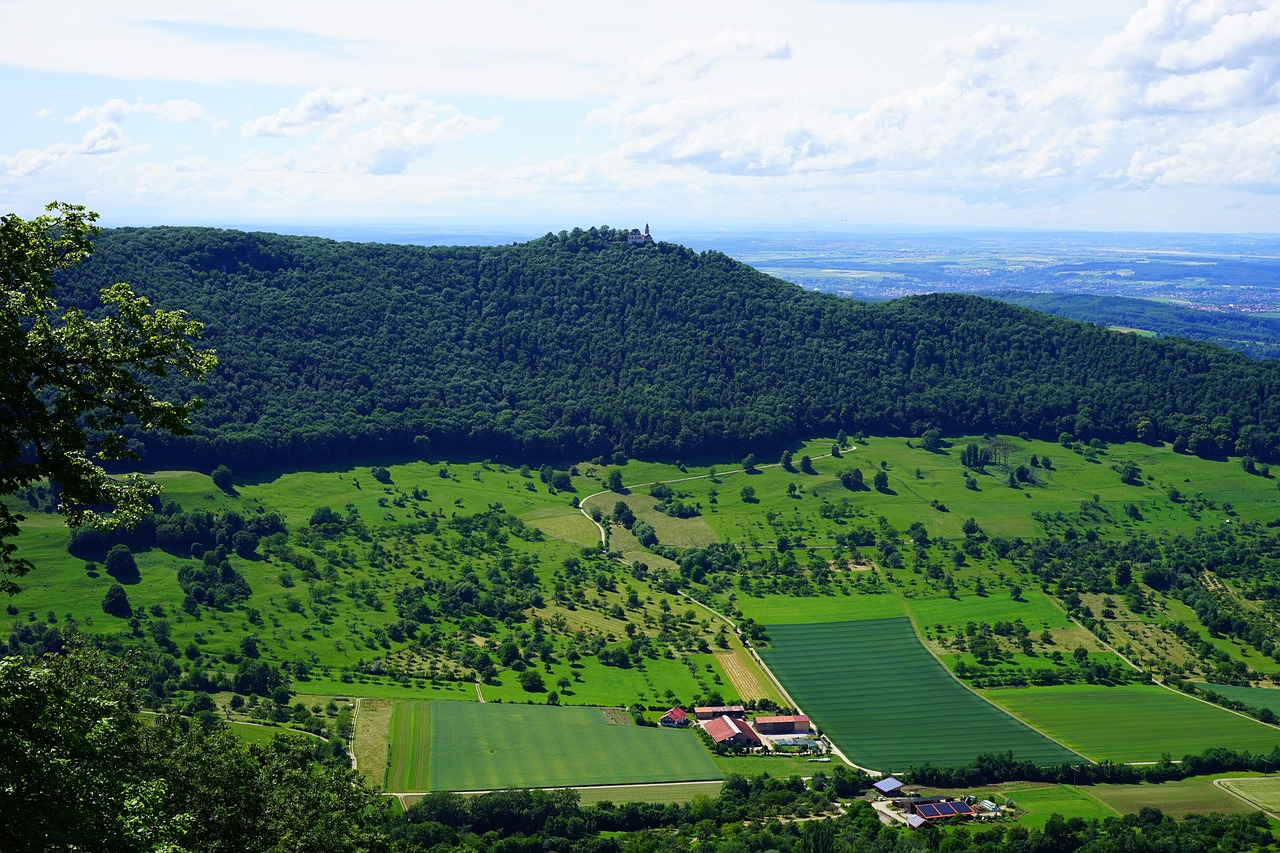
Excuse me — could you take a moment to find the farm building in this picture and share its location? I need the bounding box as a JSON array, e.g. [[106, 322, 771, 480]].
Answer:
[[872, 777, 905, 796], [659, 707, 689, 727], [704, 715, 761, 747], [754, 714, 810, 734], [898, 797, 975, 822], [694, 705, 745, 720]]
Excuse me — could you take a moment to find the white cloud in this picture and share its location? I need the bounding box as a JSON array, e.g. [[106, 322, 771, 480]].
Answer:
[[618, 29, 791, 84], [1125, 112, 1280, 190], [1096, 0, 1280, 113], [240, 88, 500, 174], [69, 97, 207, 124], [78, 122, 130, 155]]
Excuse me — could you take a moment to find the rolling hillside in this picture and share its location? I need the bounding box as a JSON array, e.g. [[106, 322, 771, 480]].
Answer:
[[56, 226, 1280, 472]]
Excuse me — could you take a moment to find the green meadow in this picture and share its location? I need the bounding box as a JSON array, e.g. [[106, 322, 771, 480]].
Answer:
[[387, 700, 723, 792], [984, 684, 1280, 763], [760, 618, 1080, 771], [1093, 774, 1263, 818], [12, 432, 1280, 795]]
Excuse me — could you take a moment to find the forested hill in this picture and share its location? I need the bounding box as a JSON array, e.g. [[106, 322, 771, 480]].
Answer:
[[989, 291, 1280, 360], [56, 226, 1280, 471]]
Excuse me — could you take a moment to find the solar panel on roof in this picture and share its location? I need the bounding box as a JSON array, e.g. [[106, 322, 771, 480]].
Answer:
[[953, 802, 974, 815]]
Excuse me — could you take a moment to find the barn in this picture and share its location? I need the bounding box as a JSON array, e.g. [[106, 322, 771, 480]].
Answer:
[[704, 715, 761, 747], [754, 714, 810, 734], [694, 705, 745, 720]]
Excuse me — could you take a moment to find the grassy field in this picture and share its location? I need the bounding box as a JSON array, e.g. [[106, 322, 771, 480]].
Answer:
[[354, 697, 394, 787], [1219, 777, 1280, 813], [760, 618, 1081, 771], [387, 699, 433, 791], [915, 781, 1117, 828], [386, 700, 723, 792], [1093, 775, 1263, 817], [736, 589, 905, 625], [225, 720, 292, 747], [984, 684, 1280, 763], [1194, 683, 1280, 714], [575, 781, 726, 805]]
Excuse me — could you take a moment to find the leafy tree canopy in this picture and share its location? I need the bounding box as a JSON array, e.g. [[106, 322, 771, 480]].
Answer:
[[1, 204, 215, 592]]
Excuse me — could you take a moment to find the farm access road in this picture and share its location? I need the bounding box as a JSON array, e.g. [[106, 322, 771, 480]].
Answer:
[[574, 448, 880, 776]]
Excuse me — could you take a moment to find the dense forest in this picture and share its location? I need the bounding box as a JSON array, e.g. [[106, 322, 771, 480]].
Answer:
[[989, 291, 1280, 360], [57, 226, 1280, 472]]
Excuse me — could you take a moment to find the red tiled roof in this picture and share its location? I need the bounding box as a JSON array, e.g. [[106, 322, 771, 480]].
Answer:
[[662, 707, 688, 722], [705, 714, 760, 744], [755, 715, 809, 725]]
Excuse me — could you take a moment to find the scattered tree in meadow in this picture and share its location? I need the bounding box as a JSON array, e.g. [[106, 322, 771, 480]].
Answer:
[[101, 583, 130, 617], [211, 464, 234, 492]]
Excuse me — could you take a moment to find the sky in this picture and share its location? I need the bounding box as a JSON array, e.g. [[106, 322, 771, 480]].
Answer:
[[1, 0, 1278, 235]]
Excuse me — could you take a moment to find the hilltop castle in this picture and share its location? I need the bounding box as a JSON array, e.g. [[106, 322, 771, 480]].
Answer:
[[626, 224, 653, 245]]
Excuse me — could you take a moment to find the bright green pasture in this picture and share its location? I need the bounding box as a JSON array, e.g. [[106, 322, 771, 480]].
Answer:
[[905, 589, 1072, 635], [710, 753, 822, 778], [682, 435, 1280, 545], [1194, 683, 1280, 714], [735, 590, 905, 625], [983, 684, 1280, 763], [474, 653, 720, 709], [386, 700, 723, 792], [1001, 785, 1118, 826], [1093, 774, 1263, 817], [760, 618, 1080, 771], [226, 721, 293, 747]]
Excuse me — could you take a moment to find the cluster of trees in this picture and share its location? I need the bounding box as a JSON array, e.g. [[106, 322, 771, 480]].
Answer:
[[0, 648, 385, 852], [906, 746, 1280, 791], [52, 225, 1280, 475]]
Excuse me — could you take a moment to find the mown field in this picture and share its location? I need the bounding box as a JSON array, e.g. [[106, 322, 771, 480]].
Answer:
[[1093, 775, 1263, 817], [759, 618, 1081, 771], [984, 685, 1280, 763], [1219, 777, 1280, 813], [386, 700, 723, 792]]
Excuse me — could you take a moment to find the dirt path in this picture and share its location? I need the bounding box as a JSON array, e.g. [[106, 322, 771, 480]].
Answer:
[[1213, 778, 1280, 820], [475, 681, 485, 702]]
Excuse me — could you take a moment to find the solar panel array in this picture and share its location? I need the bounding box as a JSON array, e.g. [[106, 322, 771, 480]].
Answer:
[[915, 801, 974, 819]]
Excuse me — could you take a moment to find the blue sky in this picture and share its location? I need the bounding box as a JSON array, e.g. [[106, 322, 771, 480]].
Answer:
[[2, 1, 1278, 234]]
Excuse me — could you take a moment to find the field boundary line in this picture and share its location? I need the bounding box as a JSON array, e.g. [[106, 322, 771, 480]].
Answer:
[[1214, 778, 1280, 820], [1074, 784, 1123, 817], [896, 594, 1093, 765]]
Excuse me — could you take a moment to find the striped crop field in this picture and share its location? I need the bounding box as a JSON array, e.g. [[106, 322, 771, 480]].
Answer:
[[387, 699, 433, 791], [982, 684, 1280, 763], [1192, 682, 1280, 716], [385, 700, 723, 792], [759, 618, 1081, 771]]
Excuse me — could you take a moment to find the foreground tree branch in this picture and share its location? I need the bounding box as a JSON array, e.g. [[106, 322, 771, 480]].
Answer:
[[1, 202, 216, 593]]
